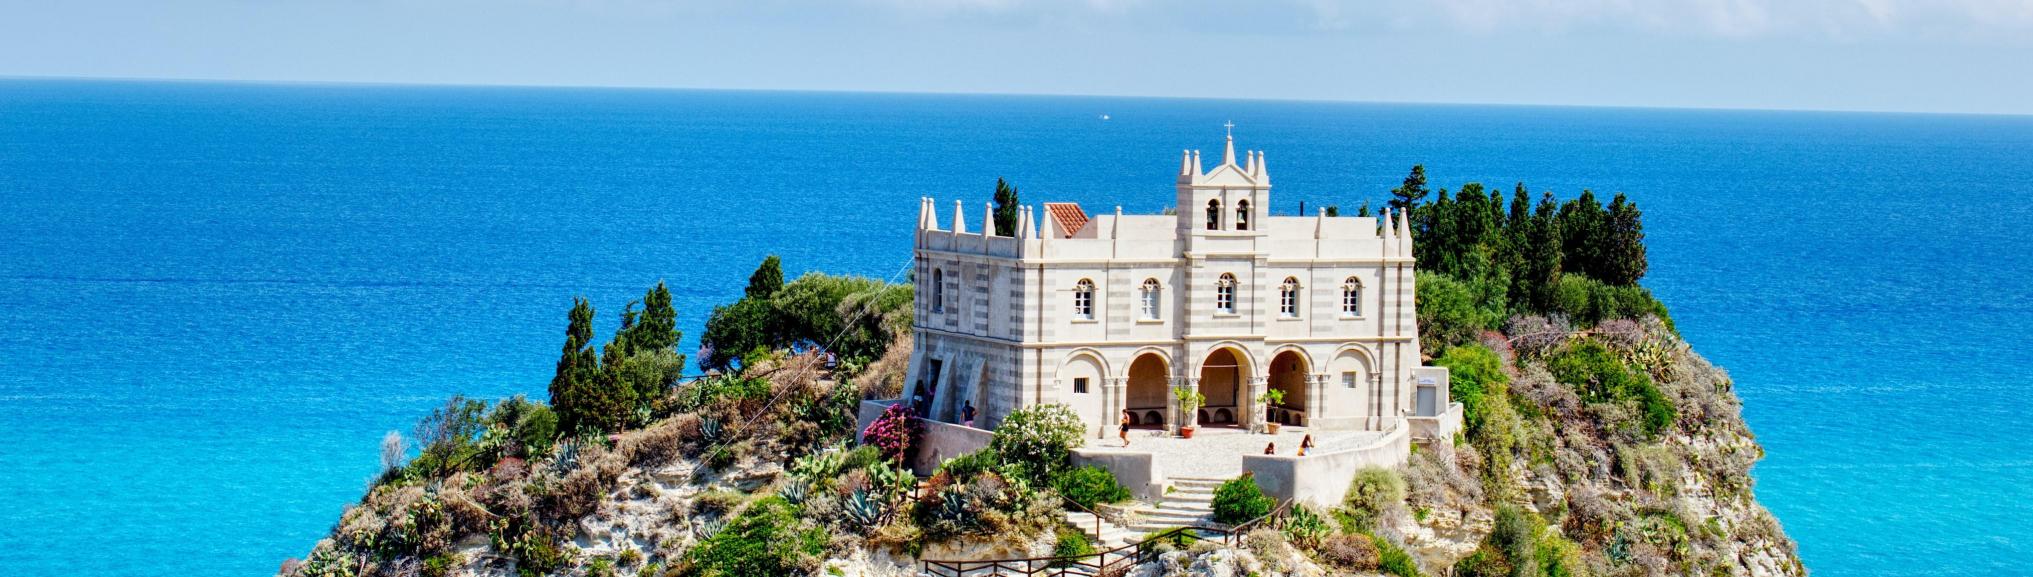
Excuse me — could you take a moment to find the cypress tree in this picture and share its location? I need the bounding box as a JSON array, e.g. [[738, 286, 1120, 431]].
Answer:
[[1514, 192, 1565, 312], [1557, 190, 1606, 279], [548, 298, 602, 435], [746, 255, 784, 300], [1599, 193, 1649, 286], [621, 281, 679, 354], [992, 178, 1021, 237]]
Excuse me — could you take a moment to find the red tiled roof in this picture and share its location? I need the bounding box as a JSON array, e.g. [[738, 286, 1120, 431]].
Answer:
[[1043, 202, 1088, 238]]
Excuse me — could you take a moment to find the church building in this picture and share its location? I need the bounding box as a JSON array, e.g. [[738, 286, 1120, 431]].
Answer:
[[903, 132, 1450, 440]]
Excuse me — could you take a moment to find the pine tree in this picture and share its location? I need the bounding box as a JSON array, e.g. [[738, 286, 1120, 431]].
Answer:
[[1598, 193, 1649, 286], [1357, 201, 1372, 217], [1389, 165, 1430, 214], [992, 178, 1021, 237], [746, 255, 784, 300]]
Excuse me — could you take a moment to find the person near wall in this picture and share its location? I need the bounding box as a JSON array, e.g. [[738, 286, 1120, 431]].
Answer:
[[1298, 434, 1313, 456], [962, 402, 976, 427], [1119, 409, 1132, 447], [1264, 442, 1277, 455]]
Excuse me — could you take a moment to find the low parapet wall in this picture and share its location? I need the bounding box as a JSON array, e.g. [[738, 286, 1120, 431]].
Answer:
[[1408, 402, 1465, 443], [1241, 423, 1410, 508], [1071, 448, 1165, 501], [912, 418, 994, 475], [859, 399, 995, 476]]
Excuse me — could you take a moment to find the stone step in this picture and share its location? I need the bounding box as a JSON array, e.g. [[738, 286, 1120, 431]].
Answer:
[[1170, 476, 1230, 488], [1130, 511, 1208, 525]]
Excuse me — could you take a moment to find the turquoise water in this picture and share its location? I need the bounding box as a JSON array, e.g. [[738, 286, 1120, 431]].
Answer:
[[1, 79, 2028, 576]]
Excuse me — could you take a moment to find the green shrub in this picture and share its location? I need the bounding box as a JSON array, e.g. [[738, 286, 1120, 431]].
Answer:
[[1210, 473, 1274, 524], [1340, 467, 1408, 532], [1433, 345, 1509, 433], [1548, 340, 1675, 437], [681, 496, 826, 577], [988, 404, 1086, 483], [488, 396, 558, 460], [1051, 526, 1096, 564], [1282, 504, 1331, 548], [1457, 506, 1582, 577], [1550, 273, 1670, 327], [420, 553, 462, 577], [937, 449, 1001, 482], [1417, 272, 1501, 352], [1372, 533, 1423, 577], [1053, 466, 1132, 509], [1536, 531, 1587, 577]]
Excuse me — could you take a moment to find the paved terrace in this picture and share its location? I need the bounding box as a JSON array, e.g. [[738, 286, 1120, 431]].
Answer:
[[1080, 425, 1387, 480]]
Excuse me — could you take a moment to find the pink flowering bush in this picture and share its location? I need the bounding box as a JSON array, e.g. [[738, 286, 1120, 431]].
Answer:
[[862, 403, 919, 463]]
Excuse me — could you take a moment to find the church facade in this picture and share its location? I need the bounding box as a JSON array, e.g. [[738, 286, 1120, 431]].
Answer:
[[903, 133, 1448, 440]]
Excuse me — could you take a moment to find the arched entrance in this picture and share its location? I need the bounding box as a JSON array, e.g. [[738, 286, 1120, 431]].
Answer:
[[1268, 350, 1311, 427], [1197, 348, 1250, 427], [1125, 353, 1171, 428]]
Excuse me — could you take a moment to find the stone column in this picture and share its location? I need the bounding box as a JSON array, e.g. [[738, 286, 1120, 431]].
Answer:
[[1104, 377, 1127, 439], [1246, 375, 1268, 432], [1308, 373, 1328, 427]]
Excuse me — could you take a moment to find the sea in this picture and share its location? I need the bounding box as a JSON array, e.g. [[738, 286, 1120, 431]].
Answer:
[[0, 79, 2027, 577]]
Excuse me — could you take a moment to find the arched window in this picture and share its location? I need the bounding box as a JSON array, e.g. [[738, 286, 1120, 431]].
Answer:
[[1215, 273, 1237, 314], [1205, 199, 1222, 230], [1140, 278, 1162, 320], [1279, 277, 1300, 318], [931, 268, 945, 313], [1073, 279, 1095, 320], [1342, 276, 1363, 317], [1236, 199, 1251, 231]]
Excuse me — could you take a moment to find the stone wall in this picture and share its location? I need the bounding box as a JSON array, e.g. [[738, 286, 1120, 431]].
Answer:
[[1071, 448, 1166, 501], [1241, 423, 1411, 508]]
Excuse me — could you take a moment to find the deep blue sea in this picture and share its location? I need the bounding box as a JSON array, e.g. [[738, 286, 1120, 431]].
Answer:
[[1, 79, 2028, 576]]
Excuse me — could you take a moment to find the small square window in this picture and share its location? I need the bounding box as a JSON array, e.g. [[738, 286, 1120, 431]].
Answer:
[[1342, 372, 1358, 389], [1073, 377, 1090, 394]]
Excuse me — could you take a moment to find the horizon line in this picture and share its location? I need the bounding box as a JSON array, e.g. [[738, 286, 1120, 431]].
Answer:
[[5, 73, 2029, 120]]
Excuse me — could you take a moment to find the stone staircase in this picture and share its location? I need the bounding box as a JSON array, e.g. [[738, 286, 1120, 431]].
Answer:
[[1065, 476, 1226, 549]]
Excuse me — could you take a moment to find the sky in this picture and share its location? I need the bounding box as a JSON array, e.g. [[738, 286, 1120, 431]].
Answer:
[[2, 0, 2031, 115]]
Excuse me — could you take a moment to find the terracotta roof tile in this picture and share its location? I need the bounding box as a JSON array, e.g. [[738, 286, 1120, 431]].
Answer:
[[1043, 202, 1088, 238]]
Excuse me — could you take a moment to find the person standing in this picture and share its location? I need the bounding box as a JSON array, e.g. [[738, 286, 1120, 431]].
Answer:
[[1298, 434, 1314, 456], [962, 401, 976, 427], [1119, 409, 1132, 447]]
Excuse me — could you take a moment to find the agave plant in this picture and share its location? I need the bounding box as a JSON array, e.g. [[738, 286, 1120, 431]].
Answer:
[[549, 440, 580, 474], [842, 487, 888, 530], [777, 481, 810, 506], [699, 417, 726, 446]]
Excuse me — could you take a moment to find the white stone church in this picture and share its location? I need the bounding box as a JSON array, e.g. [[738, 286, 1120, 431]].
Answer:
[[900, 132, 1456, 447]]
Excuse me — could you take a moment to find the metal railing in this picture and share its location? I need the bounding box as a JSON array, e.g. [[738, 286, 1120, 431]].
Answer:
[[921, 499, 1295, 577]]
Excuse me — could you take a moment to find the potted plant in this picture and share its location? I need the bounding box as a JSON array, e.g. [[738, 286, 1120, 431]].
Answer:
[[1174, 387, 1206, 439], [1257, 389, 1286, 434]]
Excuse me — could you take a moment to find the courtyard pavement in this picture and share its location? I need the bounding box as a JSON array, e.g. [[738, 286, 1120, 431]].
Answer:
[[1079, 425, 1386, 480]]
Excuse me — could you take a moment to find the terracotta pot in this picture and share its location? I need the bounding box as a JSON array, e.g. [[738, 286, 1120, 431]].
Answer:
[[1180, 426, 1196, 439], [1266, 423, 1281, 435]]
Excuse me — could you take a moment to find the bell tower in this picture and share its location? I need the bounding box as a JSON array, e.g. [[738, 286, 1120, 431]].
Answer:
[[1176, 123, 1271, 250]]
